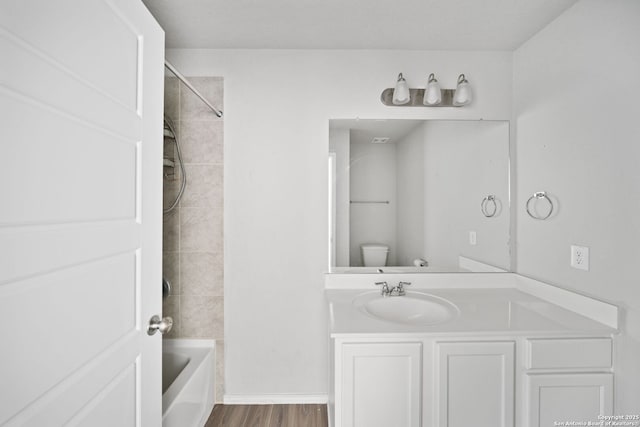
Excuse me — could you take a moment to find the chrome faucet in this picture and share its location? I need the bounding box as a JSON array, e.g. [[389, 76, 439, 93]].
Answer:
[[375, 281, 411, 297], [375, 281, 391, 296], [390, 281, 411, 296]]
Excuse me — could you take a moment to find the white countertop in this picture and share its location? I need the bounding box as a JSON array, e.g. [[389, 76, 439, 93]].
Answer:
[[326, 283, 618, 338]]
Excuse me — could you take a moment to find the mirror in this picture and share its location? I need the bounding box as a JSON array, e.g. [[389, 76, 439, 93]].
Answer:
[[329, 119, 510, 273]]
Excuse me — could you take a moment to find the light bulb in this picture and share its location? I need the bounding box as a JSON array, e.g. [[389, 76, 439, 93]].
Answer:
[[392, 73, 410, 105], [453, 74, 472, 106], [423, 73, 442, 106]]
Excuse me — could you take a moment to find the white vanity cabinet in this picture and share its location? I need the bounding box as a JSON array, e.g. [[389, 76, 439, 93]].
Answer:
[[331, 337, 614, 427], [523, 338, 614, 427], [332, 338, 517, 427]]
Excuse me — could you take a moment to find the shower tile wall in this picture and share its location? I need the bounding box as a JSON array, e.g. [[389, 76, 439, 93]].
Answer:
[[163, 76, 224, 401]]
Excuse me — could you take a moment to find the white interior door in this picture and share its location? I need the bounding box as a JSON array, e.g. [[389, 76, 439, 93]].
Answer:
[[0, 0, 164, 425]]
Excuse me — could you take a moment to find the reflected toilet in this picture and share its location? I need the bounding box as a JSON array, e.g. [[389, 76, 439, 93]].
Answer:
[[361, 244, 389, 267]]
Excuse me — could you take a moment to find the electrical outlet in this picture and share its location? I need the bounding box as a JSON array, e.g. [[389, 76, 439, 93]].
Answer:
[[469, 231, 477, 246], [570, 245, 589, 271]]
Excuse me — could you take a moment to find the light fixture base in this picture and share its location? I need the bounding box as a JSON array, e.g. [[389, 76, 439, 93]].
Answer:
[[380, 88, 461, 107]]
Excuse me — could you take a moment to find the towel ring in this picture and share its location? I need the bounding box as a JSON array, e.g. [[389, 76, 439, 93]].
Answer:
[[481, 195, 497, 217], [526, 191, 554, 220]]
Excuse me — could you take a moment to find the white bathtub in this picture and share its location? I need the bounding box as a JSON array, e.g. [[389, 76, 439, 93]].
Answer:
[[162, 339, 216, 427]]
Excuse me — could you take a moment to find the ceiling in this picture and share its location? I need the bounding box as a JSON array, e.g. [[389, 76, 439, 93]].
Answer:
[[142, 0, 578, 50]]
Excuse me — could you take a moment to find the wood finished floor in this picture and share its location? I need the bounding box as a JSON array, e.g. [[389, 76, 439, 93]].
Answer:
[[205, 404, 328, 427]]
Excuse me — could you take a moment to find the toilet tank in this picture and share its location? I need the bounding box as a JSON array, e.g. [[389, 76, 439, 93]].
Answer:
[[360, 244, 389, 267]]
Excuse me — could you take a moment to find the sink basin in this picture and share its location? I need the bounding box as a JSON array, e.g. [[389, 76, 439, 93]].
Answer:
[[353, 291, 459, 325]]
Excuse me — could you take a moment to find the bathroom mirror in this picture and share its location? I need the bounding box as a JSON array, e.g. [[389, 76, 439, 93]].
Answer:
[[329, 119, 510, 273]]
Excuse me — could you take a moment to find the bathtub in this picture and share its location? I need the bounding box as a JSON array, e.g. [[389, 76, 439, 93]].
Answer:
[[162, 339, 216, 427]]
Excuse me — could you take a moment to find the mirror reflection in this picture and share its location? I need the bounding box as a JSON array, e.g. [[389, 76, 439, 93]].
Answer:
[[329, 119, 510, 273]]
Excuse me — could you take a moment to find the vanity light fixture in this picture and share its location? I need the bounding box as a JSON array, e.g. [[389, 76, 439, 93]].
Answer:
[[381, 73, 473, 107], [392, 73, 411, 105], [453, 74, 472, 106], [423, 73, 442, 106]]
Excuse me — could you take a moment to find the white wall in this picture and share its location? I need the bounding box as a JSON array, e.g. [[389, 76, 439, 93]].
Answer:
[[396, 125, 425, 266], [166, 48, 512, 398], [514, 0, 640, 412], [423, 121, 511, 270], [349, 140, 396, 265]]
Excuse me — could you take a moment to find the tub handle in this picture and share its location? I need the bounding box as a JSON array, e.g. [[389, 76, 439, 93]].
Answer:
[[147, 315, 173, 336]]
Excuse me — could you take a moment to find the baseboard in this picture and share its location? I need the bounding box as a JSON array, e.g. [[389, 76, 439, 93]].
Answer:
[[222, 394, 328, 405]]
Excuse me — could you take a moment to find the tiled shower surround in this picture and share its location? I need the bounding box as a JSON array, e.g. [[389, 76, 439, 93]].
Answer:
[[162, 76, 224, 400]]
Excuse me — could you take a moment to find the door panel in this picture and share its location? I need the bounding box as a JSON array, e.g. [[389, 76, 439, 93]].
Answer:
[[526, 373, 613, 427], [0, 0, 140, 109], [341, 342, 422, 427], [66, 364, 137, 427], [0, 0, 163, 425], [1, 253, 138, 413], [1, 31, 140, 133], [2, 96, 138, 224], [436, 341, 515, 427]]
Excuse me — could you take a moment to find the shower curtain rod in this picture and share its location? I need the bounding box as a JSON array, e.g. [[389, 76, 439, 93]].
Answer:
[[164, 60, 223, 118]]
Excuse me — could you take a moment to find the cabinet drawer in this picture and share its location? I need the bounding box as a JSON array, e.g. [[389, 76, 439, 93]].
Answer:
[[526, 338, 612, 370]]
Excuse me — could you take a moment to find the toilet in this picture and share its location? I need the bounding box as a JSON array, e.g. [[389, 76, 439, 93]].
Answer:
[[360, 244, 389, 267]]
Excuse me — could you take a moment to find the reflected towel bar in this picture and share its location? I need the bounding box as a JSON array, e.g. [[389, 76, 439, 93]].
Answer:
[[350, 200, 390, 204]]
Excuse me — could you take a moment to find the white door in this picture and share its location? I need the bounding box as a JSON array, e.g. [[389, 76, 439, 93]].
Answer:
[[0, 0, 164, 425]]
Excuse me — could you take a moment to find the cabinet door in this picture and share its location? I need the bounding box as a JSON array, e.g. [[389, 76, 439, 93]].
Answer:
[[526, 373, 613, 427], [339, 342, 422, 427], [436, 341, 515, 427]]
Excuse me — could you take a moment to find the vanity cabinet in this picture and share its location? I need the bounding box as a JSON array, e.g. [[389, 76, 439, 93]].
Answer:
[[331, 337, 613, 427], [336, 342, 423, 427], [523, 338, 614, 427], [332, 339, 516, 427], [436, 341, 515, 427]]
